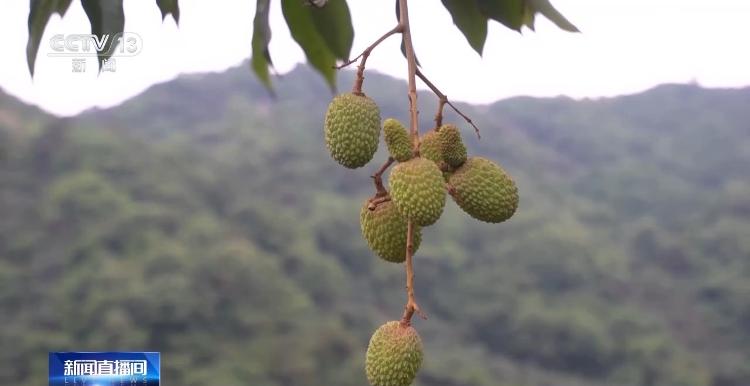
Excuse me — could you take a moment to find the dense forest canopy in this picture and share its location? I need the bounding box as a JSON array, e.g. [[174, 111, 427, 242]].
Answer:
[[1, 64, 749, 386]]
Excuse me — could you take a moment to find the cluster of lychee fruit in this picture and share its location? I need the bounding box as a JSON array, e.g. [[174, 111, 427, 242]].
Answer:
[[324, 91, 519, 386]]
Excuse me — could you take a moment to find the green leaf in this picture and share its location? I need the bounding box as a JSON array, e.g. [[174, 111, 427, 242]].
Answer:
[[522, 2, 536, 31], [281, 0, 337, 91], [26, 0, 73, 76], [309, 0, 353, 61], [155, 0, 180, 24], [440, 0, 488, 55], [251, 0, 274, 91], [81, 0, 125, 71], [476, 0, 524, 31], [529, 0, 579, 32]]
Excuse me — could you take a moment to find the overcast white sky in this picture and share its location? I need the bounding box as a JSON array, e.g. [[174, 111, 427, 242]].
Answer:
[[0, 0, 748, 116]]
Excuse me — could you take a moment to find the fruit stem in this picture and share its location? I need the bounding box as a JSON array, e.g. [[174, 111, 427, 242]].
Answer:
[[371, 157, 395, 197], [367, 195, 391, 211], [416, 68, 481, 139], [336, 25, 404, 95], [401, 219, 426, 326]]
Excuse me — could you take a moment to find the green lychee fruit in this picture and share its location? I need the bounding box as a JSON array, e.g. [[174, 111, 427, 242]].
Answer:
[[389, 157, 446, 226], [366, 321, 423, 386], [419, 130, 442, 164], [448, 156, 519, 223], [383, 118, 413, 162], [360, 200, 421, 263], [438, 124, 467, 168], [324, 93, 381, 168]]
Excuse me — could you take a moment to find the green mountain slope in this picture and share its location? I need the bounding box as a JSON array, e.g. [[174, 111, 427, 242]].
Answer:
[[1, 64, 749, 386]]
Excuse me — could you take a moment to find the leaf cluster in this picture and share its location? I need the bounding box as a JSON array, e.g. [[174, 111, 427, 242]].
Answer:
[[26, 0, 577, 89]]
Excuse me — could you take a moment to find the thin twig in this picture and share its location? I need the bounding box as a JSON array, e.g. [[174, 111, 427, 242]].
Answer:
[[335, 25, 402, 69], [416, 68, 481, 139], [335, 25, 403, 95], [434, 98, 447, 129], [370, 157, 395, 197], [401, 219, 426, 325]]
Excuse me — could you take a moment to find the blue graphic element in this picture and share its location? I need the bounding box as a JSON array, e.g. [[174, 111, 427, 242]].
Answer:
[[49, 352, 160, 386]]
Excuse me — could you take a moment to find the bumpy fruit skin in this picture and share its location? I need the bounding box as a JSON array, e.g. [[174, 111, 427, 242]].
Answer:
[[419, 130, 442, 164], [360, 200, 421, 263], [366, 321, 423, 386], [324, 93, 381, 168], [389, 157, 446, 226], [438, 124, 467, 168], [383, 118, 413, 162], [448, 157, 519, 223]]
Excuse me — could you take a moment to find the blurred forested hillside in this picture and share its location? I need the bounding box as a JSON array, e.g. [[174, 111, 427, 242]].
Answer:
[[1, 64, 749, 386]]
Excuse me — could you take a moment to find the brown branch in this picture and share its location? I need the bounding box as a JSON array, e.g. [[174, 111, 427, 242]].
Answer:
[[398, 0, 426, 327], [400, 0, 420, 156], [336, 25, 403, 95], [416, 68, 481, 139], [434, 98, 447, 129], [370, 157, 395, 197]]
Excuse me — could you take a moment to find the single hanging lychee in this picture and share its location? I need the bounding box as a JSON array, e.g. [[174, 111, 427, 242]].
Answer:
[[388, 157, 446, 226], [448, 156, 519, 223], [383, 118, 413, 162], [365, 321, 423, 386], [419, 129, 442, 164], [324, 93, 381, 168], [360, 200, 421, 263], [437, 124, 467, 168]]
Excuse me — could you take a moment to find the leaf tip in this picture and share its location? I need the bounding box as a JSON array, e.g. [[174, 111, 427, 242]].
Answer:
[[477, 42, 487, 56], [26, 54, 35, 78]]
